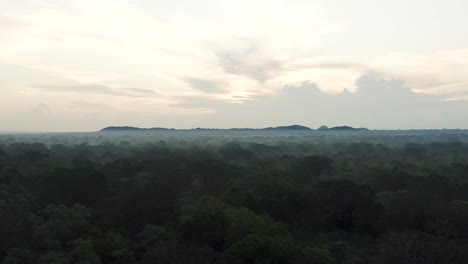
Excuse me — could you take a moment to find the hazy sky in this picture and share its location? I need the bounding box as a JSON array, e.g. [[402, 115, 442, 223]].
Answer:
[[1, 0, 468, 131]]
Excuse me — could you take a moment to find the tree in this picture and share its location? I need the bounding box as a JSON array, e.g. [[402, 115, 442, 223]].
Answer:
[[302, 180, 381, 234], [179, 210, 228, 251], [299, 247, 337, 264], [292, 156, 334, 185], [68, 239, 101, 264], [39, 167, 107, 206], [223, 235, 300, 264], [97, 180, 176, 234], [32, 204, 92, 242]]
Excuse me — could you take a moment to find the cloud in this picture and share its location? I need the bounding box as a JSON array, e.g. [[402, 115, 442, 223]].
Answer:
[[184, 78, 224, 94], [212, 37, 283, 82], [1, 1, 467, 102], [286, 62, 366, 71], [37, 84, 118, 95], [70, 100, 114, 111], [31, 84, 160, 98], [173, 73, 468, 129], [123, 87, 160, 96], [2, 1, 468, 131], [11, 103, 54, 131], [0, 0, 351, 103], [21, 102, 50, 116], [372, 49, 468, 99], [0, 15, 30, 30]]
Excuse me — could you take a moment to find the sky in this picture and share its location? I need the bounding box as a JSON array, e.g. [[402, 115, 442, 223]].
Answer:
[[1, 0, 468, 131]]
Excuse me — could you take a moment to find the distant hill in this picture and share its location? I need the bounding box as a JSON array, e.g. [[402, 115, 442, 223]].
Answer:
[[100, 125, 370, 132], [100, 126, 173, 132], [100, 125, 312, 132], [326, 126, 369, 131], [262, 125, 312, 131]]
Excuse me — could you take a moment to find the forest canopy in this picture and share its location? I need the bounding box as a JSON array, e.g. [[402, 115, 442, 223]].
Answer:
[[2, 130, 468, 263]]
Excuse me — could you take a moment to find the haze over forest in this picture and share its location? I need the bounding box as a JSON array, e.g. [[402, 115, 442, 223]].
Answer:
[[2, 0, 468, 131], [5, 2, 468, 263]]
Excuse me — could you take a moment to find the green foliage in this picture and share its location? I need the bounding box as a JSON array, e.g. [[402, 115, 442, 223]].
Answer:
[[68, 239, 101, 264], [2, 139, 468, 263], [32, 204, 92, 242], [300, 247, 338, 264], [223, 235, 300, 264], [179, 210, 228, 250], [224, 208, 289, 246], [2, 248, 35, 264], [302, 180, 382, 234]]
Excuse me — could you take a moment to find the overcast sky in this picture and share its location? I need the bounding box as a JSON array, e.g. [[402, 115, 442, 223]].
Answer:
[[1, 0, 468, 131]]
